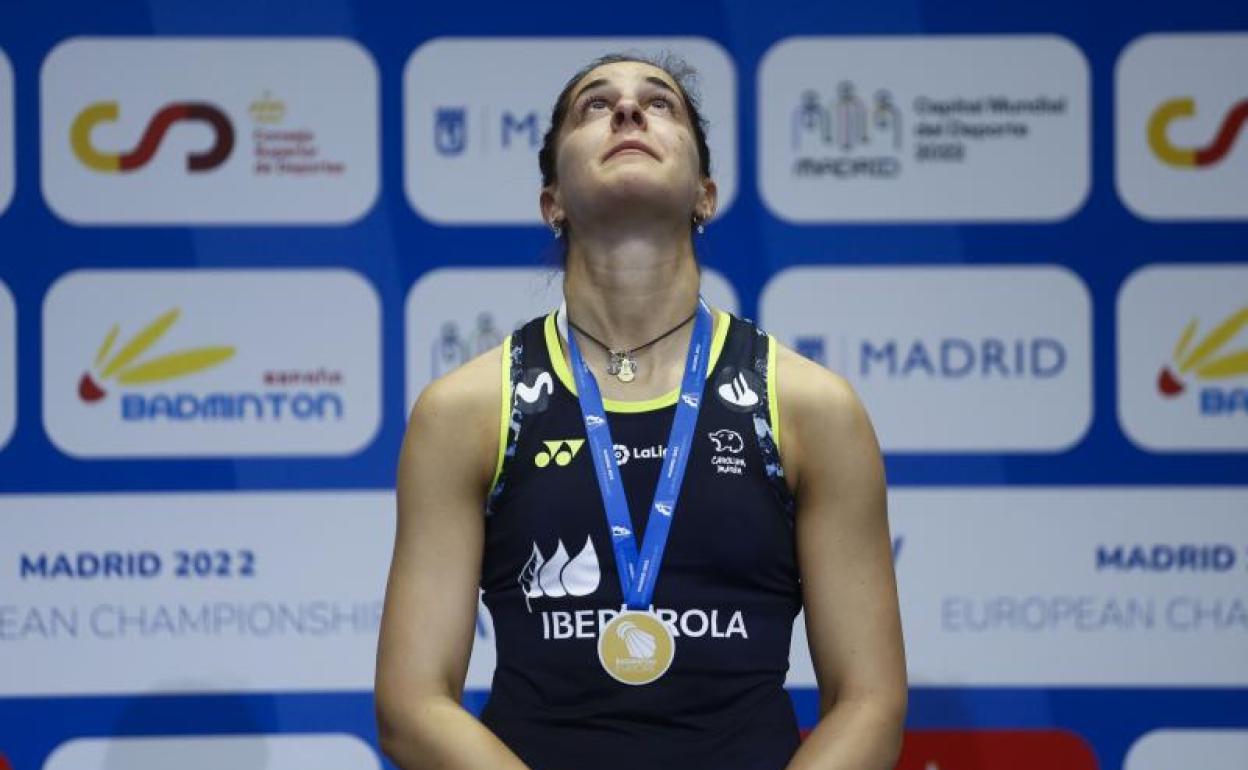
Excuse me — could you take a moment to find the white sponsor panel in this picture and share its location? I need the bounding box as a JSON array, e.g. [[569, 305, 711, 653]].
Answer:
[[785, 488, 1248, 687], [1126, 729, 1248, 770], [405, 267, 738, 409], [41, 38, 378, 224], [45, 734, 380, 770], [758, 36, 1090, 222], [1118, 265, 1248, 451], [0, 48, 13, 215], [404, 37, 737, 223], [0, 280, 13, 450], [0, 492, 393, 696], [760, 266, 1092, 451], [43, 270, 380, 458], [1116, 34, 1248, 220]]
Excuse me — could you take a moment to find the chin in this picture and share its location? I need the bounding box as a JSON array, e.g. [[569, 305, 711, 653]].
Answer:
[[596, 173, 685, 208]]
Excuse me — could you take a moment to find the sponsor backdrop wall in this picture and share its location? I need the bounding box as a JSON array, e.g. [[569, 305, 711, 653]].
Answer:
[[0, 2, 1245, 769]]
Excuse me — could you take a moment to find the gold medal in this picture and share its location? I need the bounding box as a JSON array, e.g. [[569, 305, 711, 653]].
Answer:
[[598, 610, 675, 685]]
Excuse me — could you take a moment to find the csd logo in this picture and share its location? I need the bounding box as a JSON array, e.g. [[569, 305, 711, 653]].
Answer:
[[72, 101, 235, 173], [534, 439, 584, 468]]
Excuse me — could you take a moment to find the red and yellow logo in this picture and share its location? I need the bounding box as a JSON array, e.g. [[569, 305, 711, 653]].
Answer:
[[71, 101, 234, 173], [79, 308, 235, 403], [1149, 97, 1248, 167], [1158, 307, 1248, 397]]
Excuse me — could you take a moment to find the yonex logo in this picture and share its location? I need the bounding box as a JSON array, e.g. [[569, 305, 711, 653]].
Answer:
[[655, 502, 673, 517], [78, 308, 235, 403], [534, 439, 584, 468], [71, 101, 235, 173], [1149, 97, 1248, 168], [585, 414, 606, 429], [519, 536, 600, 611]]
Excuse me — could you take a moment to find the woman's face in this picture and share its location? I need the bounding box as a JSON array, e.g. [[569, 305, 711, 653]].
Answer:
[[543, 61, 713, 229]]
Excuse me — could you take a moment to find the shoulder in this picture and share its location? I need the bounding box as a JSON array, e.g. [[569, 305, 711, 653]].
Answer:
[[771, 340, 881, 493], [773, 341, 870, 436], [402, 340, 509, 490]]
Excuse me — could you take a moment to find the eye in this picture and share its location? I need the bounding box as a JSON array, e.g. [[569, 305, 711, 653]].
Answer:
[[582, 96, 610, 113], [649, 96, 672, 111]]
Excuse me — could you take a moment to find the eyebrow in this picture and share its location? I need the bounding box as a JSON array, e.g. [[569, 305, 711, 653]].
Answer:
[[572, 75, 679, 105]]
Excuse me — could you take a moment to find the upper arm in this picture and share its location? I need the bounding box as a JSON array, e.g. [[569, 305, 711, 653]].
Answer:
[[376, 343, 505, 717], [777, 346, 906, 714]]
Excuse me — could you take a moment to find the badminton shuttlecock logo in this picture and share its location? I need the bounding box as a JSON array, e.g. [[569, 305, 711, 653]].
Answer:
[[78, 308, 235, 403], [1157, 308, 1248, 398], [616, 620, 657, 660]]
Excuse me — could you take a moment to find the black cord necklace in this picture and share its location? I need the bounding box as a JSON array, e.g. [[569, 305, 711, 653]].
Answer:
[[567, 308, 698, 383]]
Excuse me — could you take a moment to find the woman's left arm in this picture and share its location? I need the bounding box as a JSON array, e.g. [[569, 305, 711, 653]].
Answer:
[[777, 346, 908, 770]]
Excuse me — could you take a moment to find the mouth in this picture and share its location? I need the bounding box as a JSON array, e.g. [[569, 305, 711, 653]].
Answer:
[[602, 140, 659, 162]]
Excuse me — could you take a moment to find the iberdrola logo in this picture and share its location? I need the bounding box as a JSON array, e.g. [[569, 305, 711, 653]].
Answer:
[[78, 308, 235, 403], [1157, 307, 1248, 397]]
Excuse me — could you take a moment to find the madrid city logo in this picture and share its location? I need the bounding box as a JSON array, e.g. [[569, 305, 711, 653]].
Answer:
[[433, 105, 542, 157], [791, 82, 904, 179], [72, 101, 234, 173], [792, 83, 903, 152], [78, 308, 234, 403], [1149, 96, 1248, 168], [518, 536, 600, 612], [1157, 307, 1248, 415]]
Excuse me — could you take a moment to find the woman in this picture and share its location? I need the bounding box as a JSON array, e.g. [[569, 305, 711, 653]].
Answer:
[[376, 53, 906, 770]]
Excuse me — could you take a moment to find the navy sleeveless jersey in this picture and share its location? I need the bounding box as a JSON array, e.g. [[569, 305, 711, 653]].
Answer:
[[480, 309, 802, 770]]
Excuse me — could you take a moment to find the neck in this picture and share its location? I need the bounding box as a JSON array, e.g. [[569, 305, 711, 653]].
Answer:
[[562, 229, 701, 348]]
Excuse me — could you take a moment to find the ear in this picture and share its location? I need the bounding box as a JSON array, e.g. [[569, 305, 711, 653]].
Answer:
[[539, 187, 564, 227], [695, 177, 718, 223]]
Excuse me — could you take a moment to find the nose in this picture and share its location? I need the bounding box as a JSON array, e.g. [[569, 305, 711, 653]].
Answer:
[[611, 97, 646, 131]]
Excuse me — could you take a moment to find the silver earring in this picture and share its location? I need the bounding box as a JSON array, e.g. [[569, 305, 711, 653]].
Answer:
[[551, 220, 563, 239], [695, 216, 705, 235]]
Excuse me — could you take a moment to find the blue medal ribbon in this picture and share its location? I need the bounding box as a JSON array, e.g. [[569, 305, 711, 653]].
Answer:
[[567, 299, 713, 611]]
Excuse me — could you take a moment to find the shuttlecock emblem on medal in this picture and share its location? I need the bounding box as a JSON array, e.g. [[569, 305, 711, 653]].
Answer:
[[598, 610, 675, 686]]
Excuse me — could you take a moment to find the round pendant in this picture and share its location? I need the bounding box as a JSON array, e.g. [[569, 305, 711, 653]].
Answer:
[[598, 610, 675, 685]]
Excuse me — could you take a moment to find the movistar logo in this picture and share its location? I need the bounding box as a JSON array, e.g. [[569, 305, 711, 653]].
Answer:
[[534, 439, 584, 468]]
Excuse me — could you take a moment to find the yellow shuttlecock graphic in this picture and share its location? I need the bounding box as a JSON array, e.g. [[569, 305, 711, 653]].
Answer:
[[78, 308, 236, 403], [1158, 307, 1248, 398]]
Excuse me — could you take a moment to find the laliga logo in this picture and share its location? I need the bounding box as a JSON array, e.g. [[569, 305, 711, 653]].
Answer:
[[1148, 97, 1248, 168], [72, 101, 235, 173], [78, 308, 235, 403], [1157, 307, 1248, 397]]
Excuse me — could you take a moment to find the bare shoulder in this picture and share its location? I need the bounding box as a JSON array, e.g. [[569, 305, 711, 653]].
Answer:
[[773, 342, 872, 436], [772, 341, 881, 493], [401, 341, 507, 493]]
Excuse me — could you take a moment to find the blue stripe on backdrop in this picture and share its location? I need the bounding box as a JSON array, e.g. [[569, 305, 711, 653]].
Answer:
[[1, 689, 1246, 768]]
